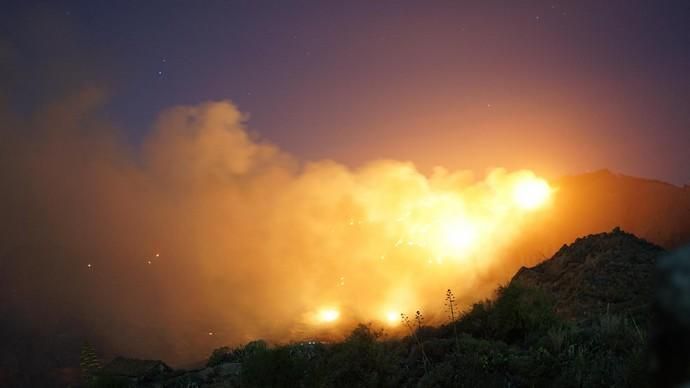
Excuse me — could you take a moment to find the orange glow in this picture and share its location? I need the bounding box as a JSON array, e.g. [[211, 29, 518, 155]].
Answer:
[[385, 311, 400, 325], [304, 171, 553, 329], [513, 177, 552, 210], [7, 100, 563, 358], [318, 309, 340, 323], [440, 219, 478, 255]]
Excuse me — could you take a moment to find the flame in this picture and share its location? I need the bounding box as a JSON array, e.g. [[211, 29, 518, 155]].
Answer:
[[513, 177, 551, 210], [440, 219, 478, 255], [138, 102, 557, 336], [318, 309, 340, 323], [3, 98, 564, 360], [305, 170, 553, 327], [385, 311, 400, 325]]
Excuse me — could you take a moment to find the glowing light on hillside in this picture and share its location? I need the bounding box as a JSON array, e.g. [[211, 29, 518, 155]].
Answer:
[[385, 311, 400, 325], [318, 309, 340, 323], [513, 177, 551, 210], [440, 219, 477, 254], [300, 169, 553, 329]]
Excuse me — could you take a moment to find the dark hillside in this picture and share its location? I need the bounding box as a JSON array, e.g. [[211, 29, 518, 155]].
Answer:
[[512, 228, 664, 321]]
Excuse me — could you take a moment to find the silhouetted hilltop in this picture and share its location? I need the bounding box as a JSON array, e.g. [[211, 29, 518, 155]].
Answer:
[[506, 169, 690, 274], [512, 228, 664, 321], [548, 169, 690, 249]]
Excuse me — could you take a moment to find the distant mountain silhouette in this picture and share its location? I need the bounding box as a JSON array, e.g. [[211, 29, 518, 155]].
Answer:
[[551, 169, 690, 248], [510, 170, 690, 269]]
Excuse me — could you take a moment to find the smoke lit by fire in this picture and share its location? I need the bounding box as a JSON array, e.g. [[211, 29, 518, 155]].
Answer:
[[0, 97, 554, 362], [302, 170, 551, 327]]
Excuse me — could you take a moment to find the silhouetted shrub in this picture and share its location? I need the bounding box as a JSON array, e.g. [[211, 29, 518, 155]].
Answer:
[[241, 344, 308, 388], [488, 283, 560, 344], [307, 324, 403, 388], [455, 300, 493, 338], [206, 346, 232, 367]]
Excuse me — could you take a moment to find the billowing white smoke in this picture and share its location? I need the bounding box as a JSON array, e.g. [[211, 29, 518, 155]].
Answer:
[[0, 94, 552, 363]]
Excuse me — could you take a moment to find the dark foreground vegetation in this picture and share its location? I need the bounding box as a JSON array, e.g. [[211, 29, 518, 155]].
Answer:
[[86, 229, 672, 388], [88, 282, 650, 388], [220, 289, 646, 387]]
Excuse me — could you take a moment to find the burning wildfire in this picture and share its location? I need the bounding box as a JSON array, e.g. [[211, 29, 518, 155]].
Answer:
[[303, 172, 552, 328], [318, 309, 341, 323], [513, 178, 552, 210], [1, 99, 556, 358]]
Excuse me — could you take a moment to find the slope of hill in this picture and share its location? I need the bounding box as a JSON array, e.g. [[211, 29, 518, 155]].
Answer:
[[512, 228, 664, 321], [93, 229, 665, 387]]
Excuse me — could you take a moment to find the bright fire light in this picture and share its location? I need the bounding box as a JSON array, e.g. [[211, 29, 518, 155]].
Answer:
[[318, 309, 340, 323], [385, 311, 399, 325], [513, 177, 551, 210], [301, 169, 553, 328], [440, 219, 477, 253]]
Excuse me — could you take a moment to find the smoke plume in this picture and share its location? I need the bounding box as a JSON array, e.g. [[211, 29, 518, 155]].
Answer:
[[0, 90, 553, 364]]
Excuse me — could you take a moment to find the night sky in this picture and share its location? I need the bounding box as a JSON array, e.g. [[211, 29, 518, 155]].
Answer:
[[3, 1, 690, 371], [2, 0, 689, 183]]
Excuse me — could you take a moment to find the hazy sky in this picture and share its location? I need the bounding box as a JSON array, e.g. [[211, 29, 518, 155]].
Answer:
[[2, 0, 689, 183], [1, 1, 689, 365]]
